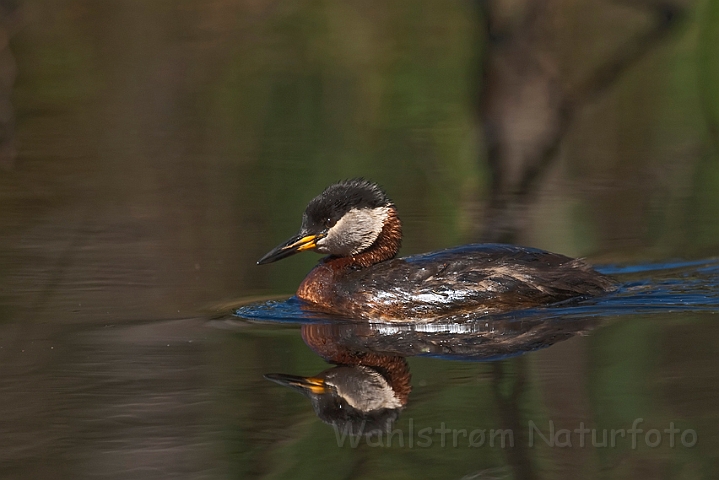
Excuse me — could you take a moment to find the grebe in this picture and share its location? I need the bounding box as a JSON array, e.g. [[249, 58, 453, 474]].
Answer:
[[258, 179, 614, 320]]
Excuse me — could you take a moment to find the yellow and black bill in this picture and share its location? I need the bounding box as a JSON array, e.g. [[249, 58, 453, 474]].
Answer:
[[264, 373, 328, 395], [257, 231, 326, 265]]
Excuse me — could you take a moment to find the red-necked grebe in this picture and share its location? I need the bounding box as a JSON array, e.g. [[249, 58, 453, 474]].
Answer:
[[258, 179, 614, 320]]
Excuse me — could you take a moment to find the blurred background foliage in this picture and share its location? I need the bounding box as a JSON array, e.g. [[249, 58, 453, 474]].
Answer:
[[0, 0, 718, 479]]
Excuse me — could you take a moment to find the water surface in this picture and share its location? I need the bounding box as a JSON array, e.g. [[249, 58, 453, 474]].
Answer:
[[1, 1, 719, 479]]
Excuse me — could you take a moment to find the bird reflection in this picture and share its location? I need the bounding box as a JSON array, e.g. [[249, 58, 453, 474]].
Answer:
[[266, 360, 408, 436], [265, 316, 597, 435]]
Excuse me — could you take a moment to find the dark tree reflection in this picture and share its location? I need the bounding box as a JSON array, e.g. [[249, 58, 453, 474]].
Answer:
[[0, 0, 18, 170], [477, 0, 687, 243]]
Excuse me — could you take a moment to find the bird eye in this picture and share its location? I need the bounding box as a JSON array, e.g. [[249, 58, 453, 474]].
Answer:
[[324, 217, 332, 228]]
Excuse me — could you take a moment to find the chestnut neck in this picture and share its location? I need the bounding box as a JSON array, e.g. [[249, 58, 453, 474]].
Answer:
[[331, 206, 402, 269]]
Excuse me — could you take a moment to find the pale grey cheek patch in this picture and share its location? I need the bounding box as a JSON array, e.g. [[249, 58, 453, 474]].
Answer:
[[334, 369, 402, 411], [316, 207, 389, 256]]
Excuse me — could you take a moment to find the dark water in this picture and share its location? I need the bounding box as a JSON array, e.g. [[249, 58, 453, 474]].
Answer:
[[1, 1, 719, 479]]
